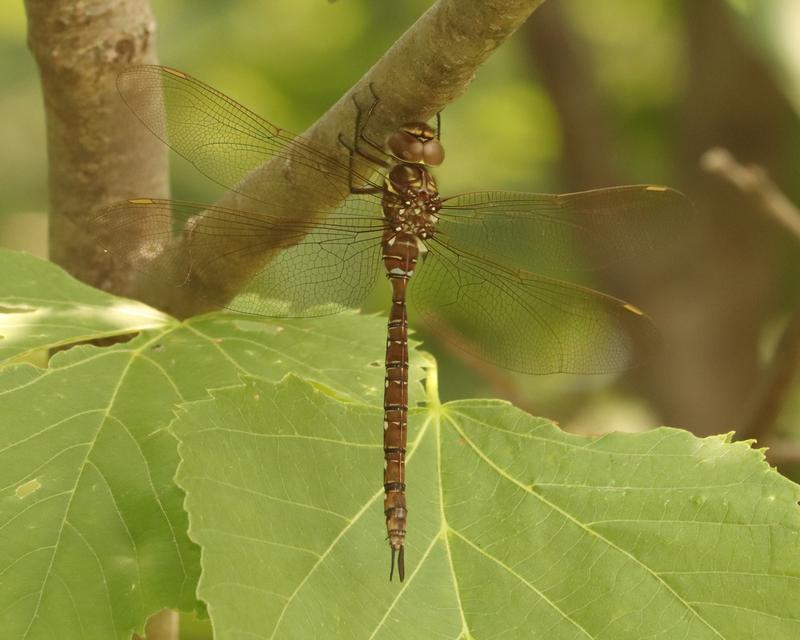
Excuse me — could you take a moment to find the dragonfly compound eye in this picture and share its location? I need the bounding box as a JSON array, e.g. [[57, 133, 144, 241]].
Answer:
[[387, 130, 424, 163], [422, 139, 445, 166]]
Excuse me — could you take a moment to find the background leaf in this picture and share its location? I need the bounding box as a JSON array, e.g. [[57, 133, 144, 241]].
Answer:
[[0, 251, 425, 640], [174, 376, 800, 639]]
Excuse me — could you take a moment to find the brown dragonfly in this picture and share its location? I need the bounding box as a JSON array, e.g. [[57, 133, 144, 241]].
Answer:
[[98, 66, 686, 582]]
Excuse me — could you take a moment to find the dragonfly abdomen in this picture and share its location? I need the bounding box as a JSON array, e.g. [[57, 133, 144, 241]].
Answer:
[[382, 230, 419, 582]]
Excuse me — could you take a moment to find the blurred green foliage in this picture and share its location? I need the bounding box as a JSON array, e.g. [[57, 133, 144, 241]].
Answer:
[[0, 0, 672, 232], [3, 0, 798, 233], [4, 3, 800, 410], [4, 0, 800, 413]]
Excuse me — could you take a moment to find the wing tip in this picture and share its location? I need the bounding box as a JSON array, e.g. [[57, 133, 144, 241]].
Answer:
[[623, 302, 645, 316], [644, 184, 692, 203]]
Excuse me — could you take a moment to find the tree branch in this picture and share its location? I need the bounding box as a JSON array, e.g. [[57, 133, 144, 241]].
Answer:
[[701, 147, 800, 242], [701, 147, 800, 443], [25, 0, 169, 299], [133, 0, 547, 318]]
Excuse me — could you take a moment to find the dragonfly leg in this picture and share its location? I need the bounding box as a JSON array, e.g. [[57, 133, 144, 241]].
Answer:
[[338, 131, 384, 195], [356, 82, 391, 155], [435, 111, 442, 140], [350, 89, 389, 160], [342, 126, 387, 168], [340, 92, 389, 195]]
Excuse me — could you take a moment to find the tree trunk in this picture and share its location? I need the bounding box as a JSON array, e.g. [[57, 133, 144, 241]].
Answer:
[[25, 0, 169, 299]]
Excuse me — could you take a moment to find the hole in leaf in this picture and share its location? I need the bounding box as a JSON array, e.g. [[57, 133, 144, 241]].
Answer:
[[50, 332, 139, 357]]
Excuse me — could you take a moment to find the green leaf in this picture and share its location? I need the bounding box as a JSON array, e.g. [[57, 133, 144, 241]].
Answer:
[[0, 251, 425, 639], [174, 375, 800, 639], [0, 249, 170, 362], [0, 337, 199, 640], [6, 251, 800, 639]]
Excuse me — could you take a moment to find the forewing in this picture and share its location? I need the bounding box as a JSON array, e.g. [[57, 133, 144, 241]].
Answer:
[[409, 238, 658, 374], [438, 186, 689, 277], [116, 66, 379, 208], [96, 199, 385, 317]]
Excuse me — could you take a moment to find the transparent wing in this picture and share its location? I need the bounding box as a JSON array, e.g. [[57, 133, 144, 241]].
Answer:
[[438, 186, 689, 277], [116, 65, 381, 208], [97, 199, 386, 317], [409, 237, 658, 374]]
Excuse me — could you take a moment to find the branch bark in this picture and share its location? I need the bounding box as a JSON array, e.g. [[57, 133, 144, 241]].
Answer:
[[125, 0, 547, 318], [25, 0, 169, 299]]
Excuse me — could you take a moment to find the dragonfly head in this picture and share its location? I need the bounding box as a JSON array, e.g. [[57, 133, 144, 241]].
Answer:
[[386, 122, 445, 167]]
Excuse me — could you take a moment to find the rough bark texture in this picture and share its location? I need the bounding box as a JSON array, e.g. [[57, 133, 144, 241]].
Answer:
[[134, 0, 547, 318], [25, 0, 168, 298]]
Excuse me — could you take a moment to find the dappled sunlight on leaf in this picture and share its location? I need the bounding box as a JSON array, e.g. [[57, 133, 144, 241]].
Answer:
[[0, 250, 173, 362]]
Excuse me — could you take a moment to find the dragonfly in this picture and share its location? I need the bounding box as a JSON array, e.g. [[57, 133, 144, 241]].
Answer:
[[98, 66, 686, 582]]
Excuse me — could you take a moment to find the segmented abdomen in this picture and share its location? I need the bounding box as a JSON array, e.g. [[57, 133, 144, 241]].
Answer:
[[381, 230, 418, 582]]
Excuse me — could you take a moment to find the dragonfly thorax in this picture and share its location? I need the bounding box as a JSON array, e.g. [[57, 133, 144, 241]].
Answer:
[[386, 163, 438, 194], [383, 164, 440, 239]]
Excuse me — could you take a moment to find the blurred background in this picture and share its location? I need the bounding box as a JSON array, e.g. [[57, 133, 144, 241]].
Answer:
[[5, 2, 800, 425], [4, 0, 800, 636]]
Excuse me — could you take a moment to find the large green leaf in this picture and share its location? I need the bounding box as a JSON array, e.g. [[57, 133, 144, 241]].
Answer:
[[174, 375, 800, 639], [0, 251, 424, 640]]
